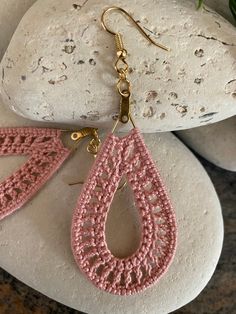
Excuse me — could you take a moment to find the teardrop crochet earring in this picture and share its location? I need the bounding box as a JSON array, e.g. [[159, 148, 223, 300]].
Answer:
[[0, 127, 100, 220], [71, 7, 177, 295]]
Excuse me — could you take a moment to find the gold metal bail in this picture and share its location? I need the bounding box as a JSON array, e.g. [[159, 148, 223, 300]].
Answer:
[[71, 127, 100, 155], [62, 127, 101, 155]]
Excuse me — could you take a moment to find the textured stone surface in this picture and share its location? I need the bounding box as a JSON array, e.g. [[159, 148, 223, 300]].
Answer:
[[176, 1, 236, 172], [0, 102, 223, 313], [0, 0, 36, 60], [176, 116, 236, 172], [0, 0, 236, 132]]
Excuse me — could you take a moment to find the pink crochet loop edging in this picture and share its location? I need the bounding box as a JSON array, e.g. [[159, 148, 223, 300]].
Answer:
[[71, 128, 177, 295], [0, 127, 71, 220]]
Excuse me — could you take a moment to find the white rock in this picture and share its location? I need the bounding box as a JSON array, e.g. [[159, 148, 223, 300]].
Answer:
[[0, 102, 223, 313], [0, 0, 37, 60], [176, 116, 236, 171], [0, 0, 235, 132], [205, 0, 236, 25], [174, 1, 236, 172]]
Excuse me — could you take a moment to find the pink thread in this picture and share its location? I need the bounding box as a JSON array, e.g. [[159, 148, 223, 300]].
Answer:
[[71, 128, 177, 295], [0, 128, 71, 220]]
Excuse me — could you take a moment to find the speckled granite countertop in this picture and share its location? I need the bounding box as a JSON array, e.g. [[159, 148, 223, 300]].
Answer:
[[0, 156, 235, 314]]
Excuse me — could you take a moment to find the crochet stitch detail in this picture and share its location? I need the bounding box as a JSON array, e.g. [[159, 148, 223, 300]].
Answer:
[[0, 128, 71, 220], [71, 128, 177, 295]]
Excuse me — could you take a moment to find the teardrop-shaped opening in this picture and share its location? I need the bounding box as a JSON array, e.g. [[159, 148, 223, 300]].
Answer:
[[105, 177, 142, 259], [0, 156, 28, 183]]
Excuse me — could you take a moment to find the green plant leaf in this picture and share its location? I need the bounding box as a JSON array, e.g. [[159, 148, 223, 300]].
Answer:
[[197, 0, 204, 9], [229, 0, 236, 21]]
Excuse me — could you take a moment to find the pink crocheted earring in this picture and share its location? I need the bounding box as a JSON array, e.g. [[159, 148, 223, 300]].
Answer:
[[71, 7, 177, 295], [0, 127, 100, 220]]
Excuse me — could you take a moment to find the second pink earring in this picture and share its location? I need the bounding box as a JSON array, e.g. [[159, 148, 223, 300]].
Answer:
[[0, 127, 100, 221]]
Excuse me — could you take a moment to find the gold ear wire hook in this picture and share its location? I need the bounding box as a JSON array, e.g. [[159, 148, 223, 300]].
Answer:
[[101, 6, 170, 51]]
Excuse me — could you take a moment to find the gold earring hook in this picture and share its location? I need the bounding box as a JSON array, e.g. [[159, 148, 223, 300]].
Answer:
[[101, 6, 170, 51]]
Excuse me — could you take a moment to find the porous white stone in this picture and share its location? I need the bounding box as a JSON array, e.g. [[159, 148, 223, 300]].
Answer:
[[177, 116, 236, 171], [176, 1, 236, 172], [0, 0, 236, 132], [0, 102, 223, 313], [0, 0, 37, 60]]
